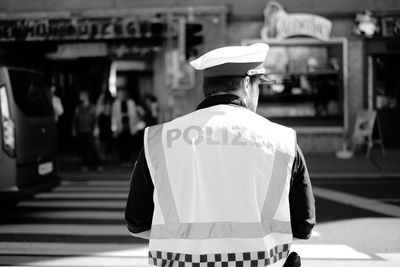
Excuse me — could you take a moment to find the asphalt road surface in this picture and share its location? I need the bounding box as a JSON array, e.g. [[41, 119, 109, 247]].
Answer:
[[0, 176, 399, 266]]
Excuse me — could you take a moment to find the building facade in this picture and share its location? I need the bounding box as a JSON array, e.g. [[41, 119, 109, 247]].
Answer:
[[1, 0, 399, 153]]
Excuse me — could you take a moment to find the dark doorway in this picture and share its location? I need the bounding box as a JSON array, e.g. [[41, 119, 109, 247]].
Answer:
[[373, 55, 400, 148], [116, 70, 154, 106]]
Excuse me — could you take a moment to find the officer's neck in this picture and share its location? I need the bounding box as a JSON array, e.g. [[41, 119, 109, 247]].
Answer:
[[214, 90, 252, 107]]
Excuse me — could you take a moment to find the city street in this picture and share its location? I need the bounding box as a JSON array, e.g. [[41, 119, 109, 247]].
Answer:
[[0, 174, 399, 266], [1, 1, 400, 266]]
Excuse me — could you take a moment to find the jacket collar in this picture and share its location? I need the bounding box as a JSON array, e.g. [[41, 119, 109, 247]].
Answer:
[[196, 94, 248, 110]]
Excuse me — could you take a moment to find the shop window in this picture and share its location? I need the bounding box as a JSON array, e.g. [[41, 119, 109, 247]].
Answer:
[[250, 38, 347, 128]]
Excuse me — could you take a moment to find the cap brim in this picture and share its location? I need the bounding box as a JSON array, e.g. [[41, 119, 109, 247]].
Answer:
[[259, 74, 275, 84], [246, 67, 274, 83], [247, 68, 274, 84]]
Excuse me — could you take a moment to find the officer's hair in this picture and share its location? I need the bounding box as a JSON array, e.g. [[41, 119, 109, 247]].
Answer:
[[203, 76, 259, 98]]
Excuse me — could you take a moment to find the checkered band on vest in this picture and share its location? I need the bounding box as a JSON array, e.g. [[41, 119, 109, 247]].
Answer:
[[149, 243, 290, 267]]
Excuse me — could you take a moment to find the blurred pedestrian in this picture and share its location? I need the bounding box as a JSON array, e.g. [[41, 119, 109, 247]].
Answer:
[[50, 84, 63, 122], [111, 89, 139, 165], [96, 90, 113, 161], [143, 93, 159, 126], [73, 91, 103, 172], [125, 44, 315, 267]]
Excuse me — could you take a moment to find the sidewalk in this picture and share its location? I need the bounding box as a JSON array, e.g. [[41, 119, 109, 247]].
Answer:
[[306, 149, 400, 178], [57, 149, 400, 180]]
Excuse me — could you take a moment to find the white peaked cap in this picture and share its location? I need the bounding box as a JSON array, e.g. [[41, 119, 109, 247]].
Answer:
[[190, 43, 270, 80], [190, 43, 269, 70]]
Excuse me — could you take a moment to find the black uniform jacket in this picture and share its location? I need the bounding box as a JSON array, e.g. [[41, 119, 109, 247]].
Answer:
[[125, 94, 316, 239]]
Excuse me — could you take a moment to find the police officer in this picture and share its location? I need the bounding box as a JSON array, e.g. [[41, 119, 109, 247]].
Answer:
[[125, 43, 315, 267]]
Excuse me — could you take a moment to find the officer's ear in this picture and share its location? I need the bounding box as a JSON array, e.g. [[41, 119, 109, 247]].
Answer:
[[243, 76, 251, 97]]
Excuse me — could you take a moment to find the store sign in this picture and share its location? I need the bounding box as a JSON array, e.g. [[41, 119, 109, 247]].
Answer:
[[0, 17, 165, 41], [109, 44, 160, 58], [46, 43, 159, 59], [261, 1, 332, 41], [352, 110, 376, 145], [46, 43, 108, 59]]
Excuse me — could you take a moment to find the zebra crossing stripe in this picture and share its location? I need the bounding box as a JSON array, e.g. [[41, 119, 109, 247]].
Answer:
[[0, 242, 148, 257], [0, 255, 148, 266], [0, 224, 128, 236], [291, 244, 371, 260], [0, 243, 374, 260], [376, 253, 400, 264], [61, 181, 130, 186], [35, 192, 128, 200], [18, 200, 126, 209], [6, 210, 124, 220], [54, 187, 129, 192]]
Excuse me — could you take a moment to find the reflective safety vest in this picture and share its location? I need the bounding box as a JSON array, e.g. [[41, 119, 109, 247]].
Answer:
[[144, 104, 296, 267]]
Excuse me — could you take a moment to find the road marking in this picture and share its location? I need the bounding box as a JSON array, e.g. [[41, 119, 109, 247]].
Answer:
[[60, 172, 131, 178], [0, 243, 374, 261], [291, 244, 371, 260], [54, 187, 129, 192], [313, 186, 400, 217], [18, 200, 125, 209], [297, 259, 400, 267], [0, 242, 374, 260], [0, 242, 147, 257], [0, 224, 127, 236], [311, 231, 320, 237], [35, 192, 128, 200], [376, 253, 400, 263], [61, 181, 130, 186], [0, 255, 148, 266], [6, 210, 124, 220]]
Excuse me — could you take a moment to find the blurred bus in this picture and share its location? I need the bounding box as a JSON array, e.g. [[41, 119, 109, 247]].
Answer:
[[0, 66, 59, 205]]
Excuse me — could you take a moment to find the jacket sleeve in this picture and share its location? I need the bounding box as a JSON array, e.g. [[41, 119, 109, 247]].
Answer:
[[289, 145, 316, 239], [125, 147, 154, 234]]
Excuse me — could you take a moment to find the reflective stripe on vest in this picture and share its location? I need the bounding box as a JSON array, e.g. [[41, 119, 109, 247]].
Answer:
[[146, 124, 292, 240], [147, 124, 180, 224]]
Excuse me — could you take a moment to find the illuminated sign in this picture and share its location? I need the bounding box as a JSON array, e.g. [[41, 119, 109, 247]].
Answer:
[[0, 17, 165, 41], [46, 43, 108, 59], [46, 43, 159, 59], [261, 1, 332, 41]]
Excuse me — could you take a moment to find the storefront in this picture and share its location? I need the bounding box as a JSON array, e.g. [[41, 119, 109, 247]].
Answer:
[[1, 0, 400, 153], [364, 14, 400, 148], [240, 2, 350, 153], [0, 7, 227, 147], [228, 3, 398, 154]]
